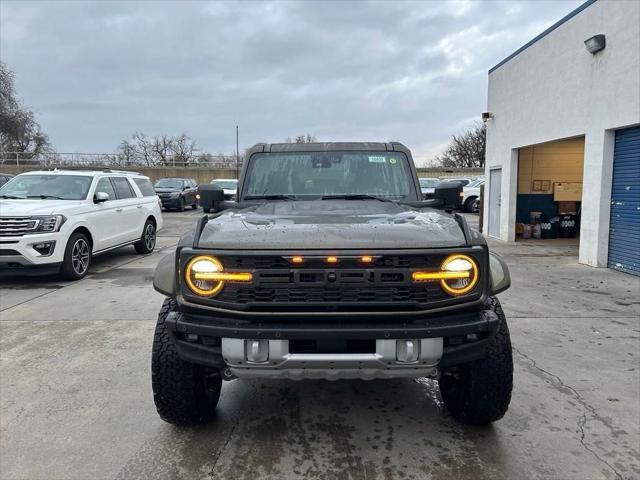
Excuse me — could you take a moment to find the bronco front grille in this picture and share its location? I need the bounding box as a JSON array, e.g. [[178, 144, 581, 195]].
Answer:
[[0, 217, 38, 237], [181, 252, 483, 313]]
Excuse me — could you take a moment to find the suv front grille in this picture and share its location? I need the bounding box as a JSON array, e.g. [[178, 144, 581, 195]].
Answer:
[[0, 217, 38, 237]]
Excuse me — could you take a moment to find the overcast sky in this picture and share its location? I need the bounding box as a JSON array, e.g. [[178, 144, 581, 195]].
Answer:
[[1, 0, 583, 165]]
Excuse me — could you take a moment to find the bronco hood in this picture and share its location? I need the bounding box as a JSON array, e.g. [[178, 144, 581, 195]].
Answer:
[[197, 200, 466, 250]]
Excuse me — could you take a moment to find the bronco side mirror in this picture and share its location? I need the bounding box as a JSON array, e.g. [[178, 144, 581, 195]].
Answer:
[[434, 181, 464, 211], [198, 184, 226, 212]]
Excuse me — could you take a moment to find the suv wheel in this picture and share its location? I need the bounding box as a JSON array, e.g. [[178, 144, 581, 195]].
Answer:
[[151, 298, 222, 426], [134, 220, 156, 254], [191, 198, 199, 210], [438, 296, 513, 424], [60, 232, 91, 280], [178, 197, 185, 212], [464, 196, 478, 213]]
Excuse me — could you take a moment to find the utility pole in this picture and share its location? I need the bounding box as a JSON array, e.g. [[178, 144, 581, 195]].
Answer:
[[235, 125, 239, 179]]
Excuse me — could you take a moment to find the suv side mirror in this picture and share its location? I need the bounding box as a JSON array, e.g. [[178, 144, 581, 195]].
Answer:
[[94, 192, 109, 203], [434, 181, 463, 211], [199, 184, 226, 212]]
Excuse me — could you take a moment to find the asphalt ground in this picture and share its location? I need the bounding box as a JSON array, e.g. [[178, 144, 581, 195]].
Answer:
[[1, 210, 639, 480]]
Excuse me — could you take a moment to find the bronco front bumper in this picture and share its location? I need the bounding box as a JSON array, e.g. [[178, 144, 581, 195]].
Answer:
[[164, 308, 500, 379]]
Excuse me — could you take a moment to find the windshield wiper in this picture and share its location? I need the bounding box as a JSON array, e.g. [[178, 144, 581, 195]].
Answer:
[[244, 194, 297, 201], [321, 194, 394, 202], [26, 194, 65, 200], [1, 194, 23, 199]]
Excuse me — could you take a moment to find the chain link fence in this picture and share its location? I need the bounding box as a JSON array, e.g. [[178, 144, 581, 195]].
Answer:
[[0, 152, 242, 169]]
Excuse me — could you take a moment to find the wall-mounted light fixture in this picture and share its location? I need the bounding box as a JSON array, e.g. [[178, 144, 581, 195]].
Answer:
[[481, 112, 494, 123], [584, 34, 606, 54]]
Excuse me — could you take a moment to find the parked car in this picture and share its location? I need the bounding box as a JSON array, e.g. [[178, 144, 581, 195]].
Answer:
[[462, 178, 485, 213], [151, 142, 513, 427], [0, 169, 163, 280], [418, 177, 440, 199], [154, 178, 199, 211], [210, 178, 238, 199], [444, 177, 473, 186], [0, 173, 13, 187]]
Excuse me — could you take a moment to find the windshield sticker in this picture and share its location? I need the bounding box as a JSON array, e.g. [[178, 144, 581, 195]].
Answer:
[[368, 156, 386, 163], [389, 158, 397, 165]]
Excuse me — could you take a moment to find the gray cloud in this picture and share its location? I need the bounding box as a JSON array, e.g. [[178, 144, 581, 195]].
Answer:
[[0, 0, 582, 164]]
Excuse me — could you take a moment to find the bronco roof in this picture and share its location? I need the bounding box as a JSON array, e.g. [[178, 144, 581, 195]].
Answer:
[[248, 142, 409, 153]]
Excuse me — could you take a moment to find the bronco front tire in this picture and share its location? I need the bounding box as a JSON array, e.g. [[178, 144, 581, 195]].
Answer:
[[151, 298, 221, 426], [438, 296, 513, 425]]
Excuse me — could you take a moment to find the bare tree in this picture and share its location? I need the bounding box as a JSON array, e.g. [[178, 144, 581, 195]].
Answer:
[[0, 62, 52, 157], [285, 133, 317, 143], [435, 123, 486, 168], [171, 133, 197, 165], [152, 135, 174, 165]]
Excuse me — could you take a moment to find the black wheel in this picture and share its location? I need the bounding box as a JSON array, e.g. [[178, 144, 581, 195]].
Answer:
[[60, 232, 91, 280], [134, 219, 156, 254], [464, 196, 478, 213], [203, 207, 211, 214], [439, 296, 513, 425], [151, 298, 222, 426], [191, 199, 199, 210], [178, 197, 185, 212]]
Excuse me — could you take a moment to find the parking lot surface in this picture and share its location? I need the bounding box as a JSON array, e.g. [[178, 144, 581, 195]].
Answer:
[[1, 212, 639, 480]]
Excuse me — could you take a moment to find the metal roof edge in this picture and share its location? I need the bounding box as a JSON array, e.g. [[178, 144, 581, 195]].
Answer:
[[488, 0, 598, 74]]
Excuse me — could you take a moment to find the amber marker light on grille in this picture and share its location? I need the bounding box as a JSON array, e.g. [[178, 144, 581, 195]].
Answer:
[[291, 256, 304, 264], [326, 256, 339, 264], [360, 256, 373, 263]]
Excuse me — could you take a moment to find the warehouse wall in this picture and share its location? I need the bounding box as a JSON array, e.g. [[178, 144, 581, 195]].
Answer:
[[484, 0, 640, 267]]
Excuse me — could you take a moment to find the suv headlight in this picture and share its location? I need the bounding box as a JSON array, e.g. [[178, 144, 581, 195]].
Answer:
[[184, 255, 252, 297], [32, 215, 66, 233], [411, 253, 479, 296]]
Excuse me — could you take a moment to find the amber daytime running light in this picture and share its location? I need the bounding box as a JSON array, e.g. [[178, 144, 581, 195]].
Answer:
[[412, 254, 479, 296], [185, 256, 252, 297]]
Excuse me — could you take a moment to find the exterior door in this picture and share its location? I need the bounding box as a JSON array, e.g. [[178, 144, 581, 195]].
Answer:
[[488, 168, 502, 238], [608, 126, 640, 276]]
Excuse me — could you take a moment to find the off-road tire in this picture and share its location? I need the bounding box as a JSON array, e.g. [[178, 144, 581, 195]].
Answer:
[[438, 296, 513, 425], [178, 197, 185, 212], [60, 232, 91, 280], [134, 219, 156, 254], [151, 298, 221, 426]]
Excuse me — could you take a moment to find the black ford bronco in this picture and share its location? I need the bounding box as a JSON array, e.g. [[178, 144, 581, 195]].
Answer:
[[151, 142, 513, 426]]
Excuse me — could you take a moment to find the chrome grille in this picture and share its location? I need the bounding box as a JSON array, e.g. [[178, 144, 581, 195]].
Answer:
[[0, 217, 38, 237]]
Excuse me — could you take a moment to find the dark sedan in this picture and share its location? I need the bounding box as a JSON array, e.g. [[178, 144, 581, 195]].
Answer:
[[154, 178, 199, 211]]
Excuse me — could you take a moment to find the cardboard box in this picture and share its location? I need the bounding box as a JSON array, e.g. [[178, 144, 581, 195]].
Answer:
[[554, 182, 582, 201], [558, 201, 578, 214]]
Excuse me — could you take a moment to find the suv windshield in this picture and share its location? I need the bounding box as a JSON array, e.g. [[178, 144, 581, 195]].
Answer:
[[243, 152, 415, 198], [155, 179, 183, 189], [0, 174, 92, 200]]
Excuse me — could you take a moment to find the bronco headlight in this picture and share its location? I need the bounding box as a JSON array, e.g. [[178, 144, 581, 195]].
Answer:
[[184, 255, 252, 297], [412, 253, 479, 296]]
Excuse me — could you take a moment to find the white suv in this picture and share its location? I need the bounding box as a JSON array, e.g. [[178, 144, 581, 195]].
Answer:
[[0, 169, 163, 280]]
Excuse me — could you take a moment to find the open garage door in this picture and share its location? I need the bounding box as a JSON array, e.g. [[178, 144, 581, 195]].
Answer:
[[608, 126, 640, 276]]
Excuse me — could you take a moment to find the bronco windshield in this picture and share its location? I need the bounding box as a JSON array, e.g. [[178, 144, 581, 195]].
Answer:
[[0, 174, 92, 200], [243, 152, 416, 199]]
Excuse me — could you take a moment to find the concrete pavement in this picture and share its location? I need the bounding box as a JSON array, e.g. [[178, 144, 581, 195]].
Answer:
[[1, 211, 638, 480]]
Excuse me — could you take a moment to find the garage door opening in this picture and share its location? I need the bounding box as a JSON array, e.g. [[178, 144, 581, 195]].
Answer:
[[516, 137, 585, 249]]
